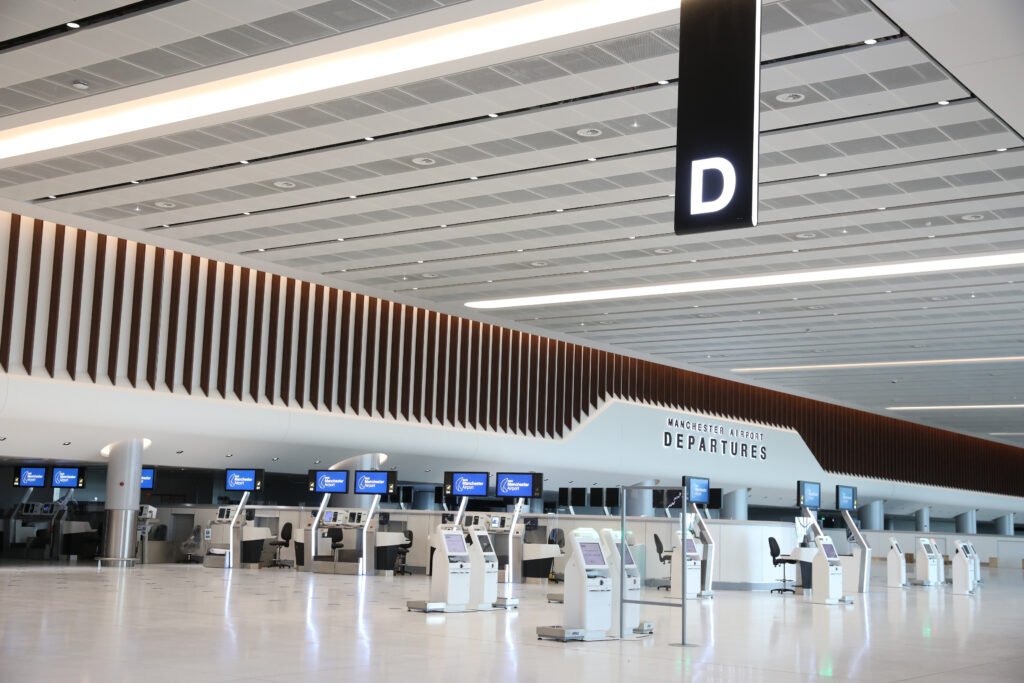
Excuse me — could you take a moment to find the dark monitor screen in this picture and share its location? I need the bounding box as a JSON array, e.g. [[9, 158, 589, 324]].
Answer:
[[349, 512, 358, 524], [444, 471, 489, 497], [797, 480, 821, 509], [378, 512, 390, 526], [354, 470, 395, 495], [557, 488, 569, 507], [666, 488, 683, 509], [836, 485, 857, 511], [309, 470, 349, 493], [478, 535, 494, 553], [652, 489, 665, 508], [51, 466, 85, 488], [14, 466, 47, 487], [433, 486, 444, 505], [570, 487, 586, 507], [226, 469, 264, 492], [605, 487, 620, 508], [400, 486, 413, 504], [578, 541, 606, 566], [496, 472, 541, 498], [589, 487, 604, 507], [708, 488, 722, 510], [140, 468, 155, 490], [686, 477, 710, 504]]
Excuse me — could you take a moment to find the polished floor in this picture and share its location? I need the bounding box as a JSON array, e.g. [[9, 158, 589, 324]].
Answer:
[[1, 561, 1021, 682]]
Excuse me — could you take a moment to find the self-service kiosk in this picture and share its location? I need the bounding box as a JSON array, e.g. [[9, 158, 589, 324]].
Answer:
[[966, 542, 982, 584], [952, 540, 976, 595], [467, 524, 499, 610], [670, 531, 702, 600], [914, 538, 940, 586], [932, 538, 946, 584], [887, 537, 907, 588], [600, 529, 653, 636], [537, 528, 612, 641], [811, 535, 845, 604], [136, 505, 162, 564], [407, 524, 471, 612]]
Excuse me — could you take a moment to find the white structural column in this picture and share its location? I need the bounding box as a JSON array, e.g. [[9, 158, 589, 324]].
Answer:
[[994, 514, 1014, 536], [99, 438, 148, 567], [722, 488, 748, 520], [859, 500, 884, 531], [955, 510, 978, 535], [626, 480, 655, 517], [915, 507, 931, 532]]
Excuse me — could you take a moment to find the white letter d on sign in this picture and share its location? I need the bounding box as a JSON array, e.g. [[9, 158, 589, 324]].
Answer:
[[690, 157, 737, 215]]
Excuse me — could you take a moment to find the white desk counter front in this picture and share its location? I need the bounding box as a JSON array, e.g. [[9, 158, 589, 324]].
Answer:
[[704, 519, 800, 590]]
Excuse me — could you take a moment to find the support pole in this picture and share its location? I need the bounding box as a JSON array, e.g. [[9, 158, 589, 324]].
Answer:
[[453, 496, 469, 525]]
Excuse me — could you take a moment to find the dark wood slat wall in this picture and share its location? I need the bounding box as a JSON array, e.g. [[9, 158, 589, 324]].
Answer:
[[2, 215, 1023, 496]]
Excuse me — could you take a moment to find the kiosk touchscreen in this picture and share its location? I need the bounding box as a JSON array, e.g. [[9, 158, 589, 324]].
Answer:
[[466, 525, 499, 610], [599, 529, 652, 636], [408, 524, 471, 612], [887, 537, 907, 588], [951, 540, 976, 595], [537, 528, 612, 641], [812, 535, 845, 604], [670, 531, 702, 600], [914, 538, 939, 586]]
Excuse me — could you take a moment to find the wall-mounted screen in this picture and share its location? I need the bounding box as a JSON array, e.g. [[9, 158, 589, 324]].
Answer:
[[570, 487, 587, 507], [836, 485, 857, 511], [797, 480, 821, 509], [444, 471, 489, 497], [578, 541, 606, 567], [557, 488, 569, 506], [50, 467, 85, 488], [589, 487, 604, 507], [708, 488, 722, 510], [605, 487, 620, 508], [685, 477, 710, 504], [308, 470, 349, 493], [652, 489, 665, 508], [353, 470, 396, 495], [225, 469, 264, 492], [400, 486, 413, 504], [14, 466, 48, 487], [666, 488, 684, 509], [444, 533, 467, 554], [495, 472, 541, 498], [140, 468, 155, 490]]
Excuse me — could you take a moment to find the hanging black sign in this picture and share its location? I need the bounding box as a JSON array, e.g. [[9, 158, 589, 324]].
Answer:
[[674, 0, 760, 234]]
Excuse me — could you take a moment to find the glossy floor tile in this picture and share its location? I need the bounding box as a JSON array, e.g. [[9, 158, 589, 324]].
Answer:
[[1, 561, 1021, 682]]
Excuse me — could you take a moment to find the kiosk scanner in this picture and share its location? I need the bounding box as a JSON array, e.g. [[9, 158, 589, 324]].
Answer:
[[407, 524, 471, 612], [600, 529, 653, 636], [466, 524, 500, 610], [812, 535, 845, 604], [670, 531, 702, 600], [887, 537, 907, 588], [914, 538, 940, 586], [537, 528, 612, 641], [952, 540, 976, 595]]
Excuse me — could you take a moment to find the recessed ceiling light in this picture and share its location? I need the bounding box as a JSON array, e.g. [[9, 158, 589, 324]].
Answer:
[[421, 273, 439, 279], [469, 176, 478, 180], [877, 207, 886, 211], [488, 113, 498, 118], [657, 80, 669, 85], [653, 248, 673, 255], [71, 80, 90, 90], [314, 460, 321, 464], [412, 287, 418, 290], [863, 38, 877, 45], [996, 147, 1007, 152], [336, 237, 344, 242], [529, 261, 549, 267], [154, 201, 175, 208], [364, 136, 374, 141], [226, 453, 233, 457], [175, 450, 183, 454], [791, 249, 799, 253], [587, 157, 597, 162], [937, 100, 949, 105], [242, 212, 250, 216], [818, 173, 828, 177], [130, 180, 139, 184], [273, 180, 296, 188], [258, 248, 266, 252], [47, 195, 56, 199], [62, 441, 71, 446], [417, 260, 424, 264], [555, 208, 564, 212], [775, 92, 805, 103], [576, 127, 603, 137], [696, 313, 713, 318], [628, 236, 636, 240], [889, 404, 1024, 411], [66, 22, 80, 29], [239, 160, 249, 164], [272, 457, 280, 461], [795, 232, 816, 239], [349, 194, 357, 199], [806, 305, 824, 310], [466, 251, 1024, 309], [928, 295, 948, 301], [487, 279, 494, 283], [412, 156, 435, 166], [961, 214, 985, 221], [440, 224, 447, 228]]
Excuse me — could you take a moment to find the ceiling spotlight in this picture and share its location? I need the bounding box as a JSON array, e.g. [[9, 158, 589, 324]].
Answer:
[[818, 172, 828, 177], [576, 127, 603, 137], [929, 295, 949, 301], [488, 113, 498, 118], [71, 80, 90, 90], [349, 195, 357, 199], [242, 212, 250, 216], [877, 207, 887, 211], [239, 160, 249, 164], [314, 460, 321, 464], [587, 157, 597, 162], [417, 260, 424, 264], [795, 232, 816, 239], [863, 38, 877, 45], [653, 247, 673, 255], [937, 100, 949, 105], [66, 22, 80, 29], [226, 453, 233, 457], [530, 261, 549, 267], [129, 180, 139, 184], [154, 201, 175, 208], [47, 195, 56, 199], [412, 156, 436, 166], [175, 450, 183, 454], [775, 92, 805, 103], [272, 457, 280, 461], [996, 147, 1007, 152], [961, 214, 985, 221], [421, 273, 439, 279], [440, 224, 447, 228], [364, 136, 374, 141], [336, 237, 344, 242], [469, 176, 478, 180], [62, 441, 71, 446], [657, 80, 669, 85], [257, 248, 266, 252], [555, 208, 564, 212], [273, 180, 296, 188], [806, 305, 825, 310]]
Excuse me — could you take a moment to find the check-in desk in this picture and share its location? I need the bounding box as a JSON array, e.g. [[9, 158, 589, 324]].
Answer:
[[782, 546, 818, 593], [490, 517, 561, 582], [203, 507, 272, 568], [309, 509, 405, 575]]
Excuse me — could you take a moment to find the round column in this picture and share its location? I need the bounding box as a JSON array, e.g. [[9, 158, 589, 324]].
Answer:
[[955, 509, 977, 535], [625, 480, 655, 517], [721, 488, 748, 520], [100, 438, 149, 567], [859, 500, 884, 531], [915, 507, 931, 533], [994, 513, 1014, 536]]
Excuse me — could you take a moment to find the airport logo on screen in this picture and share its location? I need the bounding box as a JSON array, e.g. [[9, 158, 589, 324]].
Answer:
[[316, 472, 347, 493], [356, 473, 388, 494], [19, 468, 46, 486], [663, 416, 767, 461], [52, 469, 79, 487], [228, 471, 254, 490], [497, 475, 532, 497], [454, 475, 486, 496]]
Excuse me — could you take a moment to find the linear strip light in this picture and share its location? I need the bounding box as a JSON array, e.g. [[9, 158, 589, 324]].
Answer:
[[887, 405, 1024, 411], [466, 251, 1024, 309], [732, 356, 1024, 373], [991, 432, 1024, 436], [0, 0, 679, 161]]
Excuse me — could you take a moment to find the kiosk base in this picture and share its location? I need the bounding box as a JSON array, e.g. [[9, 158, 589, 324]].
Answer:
[[536, 625, 609, 642], [406, 600, 463, 613], [546, 592, 564, 603], [634, 622, 655, 634], [97, 557, 136, 568], [494, 596, 519, 608]]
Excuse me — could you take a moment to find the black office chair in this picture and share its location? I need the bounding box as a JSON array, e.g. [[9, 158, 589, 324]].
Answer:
[[654, 533, 673, 590], [769, 536, 797, 594], [269, 522, 293, 568], [394, 530, 413, 575], [328, 527, 344, 558]]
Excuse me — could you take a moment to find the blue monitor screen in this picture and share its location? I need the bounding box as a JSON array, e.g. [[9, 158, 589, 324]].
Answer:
[[225, 469, 262, 492], [354, 471, 390, 495], [496, 473, 535, 498], [311, 470, 349, 493], [15, 467, 47, 487], [798, 481, 821, 509], [140, 469, 155, 490], [687, 477, 710, 504], [449, 472, 488, 497], [836, 485, 856, 511], [51, 467, 84, 488]]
